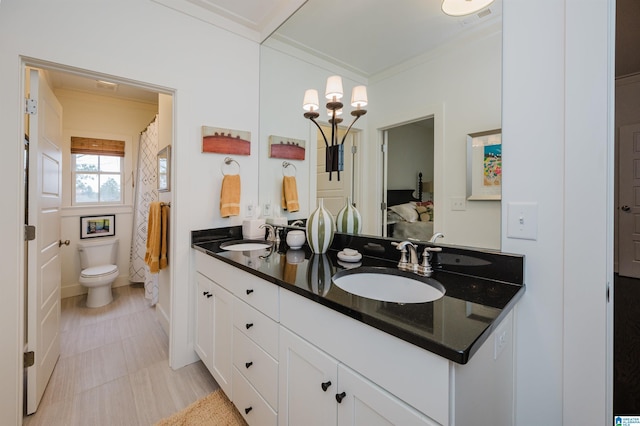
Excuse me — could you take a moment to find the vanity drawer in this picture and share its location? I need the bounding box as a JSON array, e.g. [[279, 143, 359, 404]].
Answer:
[[233, 271, 279, 321], [194, 251, 239, 294], [233, 328, 279, 409], [234, 297, 279, 359], [233, 366, 277, 426]]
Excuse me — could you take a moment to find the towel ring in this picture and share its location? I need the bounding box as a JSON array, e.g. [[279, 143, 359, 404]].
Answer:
[[282, 161, 297, 177], [221, 157, 240, 176]]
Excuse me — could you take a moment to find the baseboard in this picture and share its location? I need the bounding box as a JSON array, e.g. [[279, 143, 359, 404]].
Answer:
[[61, 275, 131, 299], [156, 301, 170, 335]]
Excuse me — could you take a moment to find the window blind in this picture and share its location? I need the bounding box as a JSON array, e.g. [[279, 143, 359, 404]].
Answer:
[[71, 137, 125, 157]]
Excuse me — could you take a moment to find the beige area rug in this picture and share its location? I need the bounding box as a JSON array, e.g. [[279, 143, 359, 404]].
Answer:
[[155, 390, 247, 426]]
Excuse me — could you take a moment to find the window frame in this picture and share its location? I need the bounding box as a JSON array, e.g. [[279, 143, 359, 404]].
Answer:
[[71, 153, 125, 206]]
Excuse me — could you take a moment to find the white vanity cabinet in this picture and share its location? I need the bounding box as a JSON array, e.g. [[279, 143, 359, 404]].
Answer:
[[194, 249, 515, 426], [279, 327, 436, 426], [194, 255, 234, 397], [194, 251, 280, 426]]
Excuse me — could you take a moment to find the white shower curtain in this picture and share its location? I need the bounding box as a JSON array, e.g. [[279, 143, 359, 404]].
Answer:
[[130, 115, 159, 305]]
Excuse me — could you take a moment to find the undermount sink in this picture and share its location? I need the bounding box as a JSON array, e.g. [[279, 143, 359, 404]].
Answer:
[[332, 267, 445, 304], [219, 240, 272, 251]]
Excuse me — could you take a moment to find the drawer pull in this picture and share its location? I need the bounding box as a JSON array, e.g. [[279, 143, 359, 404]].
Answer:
[[245, 323, 254, 330], [206, 293, 213, 298], [246, 289, 254, 295], [245, 406, 253, 414], [245, 361, 253, 369], [336, 392, 346, 403], [321, 381, 332, 392], [202, 291, 210, 296]]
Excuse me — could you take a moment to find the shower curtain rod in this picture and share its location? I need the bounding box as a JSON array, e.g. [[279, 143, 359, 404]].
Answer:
[[139, 115, 158, 134]]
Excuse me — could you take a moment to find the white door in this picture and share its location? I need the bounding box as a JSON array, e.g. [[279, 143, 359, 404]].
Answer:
[[26, 68, 63, 414], [317, 125, 356, 216], [618, 123, 640, 278]]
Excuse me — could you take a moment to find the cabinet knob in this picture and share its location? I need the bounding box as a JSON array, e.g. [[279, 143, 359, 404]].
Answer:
[[245, 361, 253, 369], [321, 381, 332, 392], [245, 323, 254, 330], [246, 289, 254, 295], [244, 407, 252, 414], [335, 392, 346, 403]]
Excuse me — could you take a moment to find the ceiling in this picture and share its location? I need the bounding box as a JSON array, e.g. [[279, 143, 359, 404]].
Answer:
[[45, 0, 639, 103]]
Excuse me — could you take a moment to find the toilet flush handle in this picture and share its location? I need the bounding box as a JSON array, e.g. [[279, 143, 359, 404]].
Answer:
[[59, 239, 70, 247]]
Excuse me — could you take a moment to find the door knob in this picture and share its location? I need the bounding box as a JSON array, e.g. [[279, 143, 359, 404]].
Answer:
[[622, 205, 631, 212], [58, 239, 70, 247]]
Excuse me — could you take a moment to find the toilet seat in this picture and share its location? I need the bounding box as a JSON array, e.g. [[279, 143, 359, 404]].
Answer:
[[81, 264, 118, 278]]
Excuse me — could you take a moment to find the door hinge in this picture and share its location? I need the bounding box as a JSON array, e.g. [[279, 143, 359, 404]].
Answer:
[[351, 145, 357, 154], [381, 202, 387, 210], [24, 351, 34, 368], [25, 98, 37, 115], [381, 144, 387, 153], [25, 225, 36, 241], [607, 282, 611, 303]]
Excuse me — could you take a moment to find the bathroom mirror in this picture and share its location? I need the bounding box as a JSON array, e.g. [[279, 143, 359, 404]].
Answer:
[[259, 0, 502, 249], [157, 145, 171, 192]]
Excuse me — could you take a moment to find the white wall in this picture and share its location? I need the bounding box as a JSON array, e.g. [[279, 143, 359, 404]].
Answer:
[[0, 1, 259, 424], [502, 0, 611, 424], [53, 87, 158, 298], [387, 123, 434, 192], [367, 24, 502, 249]]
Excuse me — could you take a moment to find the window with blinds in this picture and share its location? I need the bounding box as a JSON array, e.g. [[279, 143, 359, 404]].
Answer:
[[71, 137, 124, 205]]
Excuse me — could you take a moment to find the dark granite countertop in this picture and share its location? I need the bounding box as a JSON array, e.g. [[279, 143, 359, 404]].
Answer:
[[191, 228, 525, 364]]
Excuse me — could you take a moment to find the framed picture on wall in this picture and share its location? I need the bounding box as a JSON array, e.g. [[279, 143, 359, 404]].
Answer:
[[80, 215, 116, 239], [466, 129, 502, 201]]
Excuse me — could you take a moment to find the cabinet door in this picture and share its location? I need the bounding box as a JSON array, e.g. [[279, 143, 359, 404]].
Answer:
[[337, 365, 439, 426], [279, 327, 338, 426], [194, 273, 213, 371], [211, 282, 234, 397]]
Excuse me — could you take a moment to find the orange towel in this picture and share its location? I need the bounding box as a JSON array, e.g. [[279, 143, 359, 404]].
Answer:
[[159, 204, 169, 270], [281, 176, 299, 212], [145, 202, 161, 273], [220, 174, 241, 217]]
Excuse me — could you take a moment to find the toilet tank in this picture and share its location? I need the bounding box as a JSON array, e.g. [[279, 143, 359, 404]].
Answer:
[[77, 238, 119, 269]]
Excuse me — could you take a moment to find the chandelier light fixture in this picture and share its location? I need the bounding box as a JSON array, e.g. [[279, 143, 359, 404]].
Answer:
[[441, 0, 495, 16], [303, 76, 368, 181]]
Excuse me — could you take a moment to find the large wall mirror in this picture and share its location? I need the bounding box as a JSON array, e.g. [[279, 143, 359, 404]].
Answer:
[[258, 0, 503, 250]]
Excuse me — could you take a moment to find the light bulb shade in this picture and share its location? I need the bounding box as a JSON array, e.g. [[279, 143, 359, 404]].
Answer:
[[303, 89, 320, 112], [351, 85, 368, 108], [441, 0, 495, 16], [325, 76, 343, 100]]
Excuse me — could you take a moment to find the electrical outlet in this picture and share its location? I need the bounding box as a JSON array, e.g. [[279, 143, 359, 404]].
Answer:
[[451, 197, 466, 211], [263, 203, 272, 217], [246, 203, 254, 217], [494, 322, 510, 360]]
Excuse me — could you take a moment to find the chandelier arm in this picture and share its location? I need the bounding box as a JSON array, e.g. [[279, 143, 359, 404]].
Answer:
[[309, 116, 330, 148], [340, 114, 362, 145]]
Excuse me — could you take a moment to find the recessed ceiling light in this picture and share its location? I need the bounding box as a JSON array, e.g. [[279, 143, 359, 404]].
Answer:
[[441, 0, 495, 17]]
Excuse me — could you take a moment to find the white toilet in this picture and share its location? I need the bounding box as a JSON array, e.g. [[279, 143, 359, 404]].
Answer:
[[77, 238, 119, 308]]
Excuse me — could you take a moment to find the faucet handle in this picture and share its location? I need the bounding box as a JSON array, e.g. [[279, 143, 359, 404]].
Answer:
[[417, 247, 442, 277]]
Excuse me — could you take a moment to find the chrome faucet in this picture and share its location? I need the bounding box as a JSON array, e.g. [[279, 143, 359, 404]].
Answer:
[[392, 241, 419, 272], [429, 232, 444, 243], [291, 220, 304, 228], [259, 224, 277, 242]]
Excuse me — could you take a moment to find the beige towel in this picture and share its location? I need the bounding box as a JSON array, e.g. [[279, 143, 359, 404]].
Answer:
[[145, 202, 161, 273], [159, 204, 169, 270], [281, 176, 300, 212], [220, 174, 241, 217]]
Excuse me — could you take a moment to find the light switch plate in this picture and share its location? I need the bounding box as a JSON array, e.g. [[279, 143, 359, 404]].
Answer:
[[507, 202, 538, 240]]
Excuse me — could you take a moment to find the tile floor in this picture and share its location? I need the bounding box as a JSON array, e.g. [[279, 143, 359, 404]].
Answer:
[[23, 284, 219, 426]]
